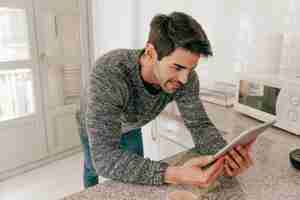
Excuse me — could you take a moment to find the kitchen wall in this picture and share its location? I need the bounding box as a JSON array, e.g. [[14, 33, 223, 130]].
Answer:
[[91, 0, 300, 83], [91, 0, 138, 58]]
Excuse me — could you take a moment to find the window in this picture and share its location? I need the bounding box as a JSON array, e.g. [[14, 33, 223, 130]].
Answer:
[[0, 7, 30, 62], [0, 69, 34, 121]]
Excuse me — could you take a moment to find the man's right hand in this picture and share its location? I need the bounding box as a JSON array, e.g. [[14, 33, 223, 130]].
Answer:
[[164, 156, 225, 188]]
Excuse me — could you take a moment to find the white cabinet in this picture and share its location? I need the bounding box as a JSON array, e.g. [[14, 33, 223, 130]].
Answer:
[[142, 120, 160, 161], [157, 136, 186, 160], [142, 102, 194, 161]]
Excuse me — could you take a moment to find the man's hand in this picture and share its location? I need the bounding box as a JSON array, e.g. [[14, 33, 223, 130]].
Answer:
[[224, 140, 255, 177], [164, 156, 225, 188]]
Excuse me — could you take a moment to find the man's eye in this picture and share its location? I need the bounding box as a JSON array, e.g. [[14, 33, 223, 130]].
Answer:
[[174, 66, 182, 71]]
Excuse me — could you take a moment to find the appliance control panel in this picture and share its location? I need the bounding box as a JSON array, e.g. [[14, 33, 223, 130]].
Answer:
[[276, 83, 300, 134]]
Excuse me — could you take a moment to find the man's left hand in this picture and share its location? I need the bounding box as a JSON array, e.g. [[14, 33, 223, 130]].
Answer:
[[223, 141, 254, 177]]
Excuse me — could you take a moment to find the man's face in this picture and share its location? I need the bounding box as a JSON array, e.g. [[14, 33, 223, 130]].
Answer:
[[153, 48, 200, 93]]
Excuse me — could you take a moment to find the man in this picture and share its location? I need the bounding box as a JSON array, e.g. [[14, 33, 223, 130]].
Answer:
[[77, 11, 254, 189]]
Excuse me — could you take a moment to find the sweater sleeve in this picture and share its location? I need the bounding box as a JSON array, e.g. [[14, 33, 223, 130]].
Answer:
[[85, 64, 169, 185], [174, 71, 227, 155]]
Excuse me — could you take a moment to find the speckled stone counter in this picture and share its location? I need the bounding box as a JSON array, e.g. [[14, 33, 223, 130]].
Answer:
[[62, 103, 300, 200]]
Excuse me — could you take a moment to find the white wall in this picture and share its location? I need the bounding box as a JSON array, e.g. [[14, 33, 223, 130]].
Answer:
[[205, 0, 242, 83], [234, 1, 288, 76], [92, 0, 299, 83], [92, 0, 138, 59], [280, 0, 300, 77], [136, 0, 192, 46]]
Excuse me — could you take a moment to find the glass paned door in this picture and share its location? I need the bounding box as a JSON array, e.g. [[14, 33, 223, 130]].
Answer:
[[0, 0, 47, 173]]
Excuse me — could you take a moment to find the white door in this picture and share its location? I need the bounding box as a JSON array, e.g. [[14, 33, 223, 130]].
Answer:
[[0, 0, 48, 172], [34, 0, 90, 154]]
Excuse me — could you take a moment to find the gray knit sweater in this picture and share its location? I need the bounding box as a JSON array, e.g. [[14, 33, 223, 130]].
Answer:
[[78, 49, 227, 185]]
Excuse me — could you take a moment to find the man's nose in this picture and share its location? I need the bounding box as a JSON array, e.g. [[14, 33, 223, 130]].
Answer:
[[178, 71, 189, 85]]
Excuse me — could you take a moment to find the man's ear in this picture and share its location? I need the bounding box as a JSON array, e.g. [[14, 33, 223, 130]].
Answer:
[[145, 43, 158, 62]]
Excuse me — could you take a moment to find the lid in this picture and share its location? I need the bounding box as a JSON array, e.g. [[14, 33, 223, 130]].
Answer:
[[289, 149, 300, 170]]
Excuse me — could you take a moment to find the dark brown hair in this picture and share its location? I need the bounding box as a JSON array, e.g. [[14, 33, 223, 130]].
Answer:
[[148, 12, 213, 60]]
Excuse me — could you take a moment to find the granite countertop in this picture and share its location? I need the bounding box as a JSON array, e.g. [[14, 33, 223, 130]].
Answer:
[[62, 103, 300, 200]]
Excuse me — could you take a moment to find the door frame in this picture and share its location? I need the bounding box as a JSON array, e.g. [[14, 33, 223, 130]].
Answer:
[[0, 0, 47, 140], [33, 0, 93, 153]]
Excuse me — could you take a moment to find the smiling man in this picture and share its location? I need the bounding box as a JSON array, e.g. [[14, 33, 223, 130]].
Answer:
[[77, 11, 254, 189]]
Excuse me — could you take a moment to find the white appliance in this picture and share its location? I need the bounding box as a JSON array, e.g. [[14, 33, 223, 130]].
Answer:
[[234, 73, 300, 135]]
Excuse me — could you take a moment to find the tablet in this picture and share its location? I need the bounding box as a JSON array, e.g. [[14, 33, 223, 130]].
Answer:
[[212, 119, 276, 162]]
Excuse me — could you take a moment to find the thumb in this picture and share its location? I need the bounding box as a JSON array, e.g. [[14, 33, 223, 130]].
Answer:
[[246, 138, 256, 151], [183, 155, 214, 167]]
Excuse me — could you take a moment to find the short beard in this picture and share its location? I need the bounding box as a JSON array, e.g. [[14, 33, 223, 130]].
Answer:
[[152, 62, 163, 85]]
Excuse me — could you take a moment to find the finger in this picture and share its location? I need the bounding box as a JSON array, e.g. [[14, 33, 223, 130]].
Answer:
[[243, 142, 255, 166], [206, 160, 224, 184], [224, 162, 234, 177], [229, 147, 245, 169], [201, 165, 224, 188], [249, 138, 257, 145], [246, 148, 254, 166], [199, 158, 224, 187], [204, 157, 224, 178], [225, 154, 239, 171], [236, 146, 251, 167], [184, 155, 214, 167], [245, 138, 256, 151], [225, 156, 240, 176]]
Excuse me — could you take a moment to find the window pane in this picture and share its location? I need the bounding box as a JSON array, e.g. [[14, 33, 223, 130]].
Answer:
[[238, 80, 280, 115], [0, 69, 34, 121], [0, 7, 30, 62]]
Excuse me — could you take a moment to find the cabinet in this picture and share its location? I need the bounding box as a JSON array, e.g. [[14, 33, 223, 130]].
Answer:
[[142, 102, 194, 161]]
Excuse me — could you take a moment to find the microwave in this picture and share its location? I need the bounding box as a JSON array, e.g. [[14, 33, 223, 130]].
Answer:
[[234, 73, 300, 135]]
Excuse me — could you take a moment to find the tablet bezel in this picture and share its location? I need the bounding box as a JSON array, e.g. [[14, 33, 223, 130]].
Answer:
[[213, 119, 276, 161]]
